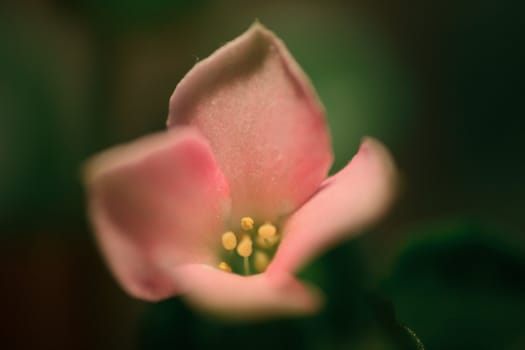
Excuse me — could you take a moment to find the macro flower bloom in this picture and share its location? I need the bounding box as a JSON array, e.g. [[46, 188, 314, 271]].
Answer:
[[84, 23, 397, 320]]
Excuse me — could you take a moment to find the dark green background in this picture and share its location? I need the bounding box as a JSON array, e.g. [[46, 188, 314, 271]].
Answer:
[[1, 0, 524, 349]]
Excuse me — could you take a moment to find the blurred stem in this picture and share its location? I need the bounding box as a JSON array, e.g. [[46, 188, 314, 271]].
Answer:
[[243, 257, 249, 275], [404, 326, 425, 350]]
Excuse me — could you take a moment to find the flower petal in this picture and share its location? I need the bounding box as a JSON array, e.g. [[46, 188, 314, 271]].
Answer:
[[173, 264, 322, 320], [268, 137, 398, 275], [84, 127, 231, 301], [167, 23, 332, 221]]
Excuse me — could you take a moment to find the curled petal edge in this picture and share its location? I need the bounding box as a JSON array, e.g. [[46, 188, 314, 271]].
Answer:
[[268, 137, 398, 276], [173, 264, 324, 320]]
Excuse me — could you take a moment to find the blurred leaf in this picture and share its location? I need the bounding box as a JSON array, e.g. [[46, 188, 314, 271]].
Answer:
[[382, 222, 525, 350], [404, 326, 425, 350], [366, 294, 425, 350]]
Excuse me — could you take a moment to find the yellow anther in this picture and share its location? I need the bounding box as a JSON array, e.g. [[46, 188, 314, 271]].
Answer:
[[236, 237, 253, 258], [254, 251, 270, 272], [256, 234, 280, 249], [218, 261, 232, 273], [258, 223, 276, 239], [240, 217, 254, 230], [221, 231, 237, 250]]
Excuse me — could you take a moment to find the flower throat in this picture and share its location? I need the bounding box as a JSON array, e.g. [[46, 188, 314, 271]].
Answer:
[[218, 216, 280, 275]]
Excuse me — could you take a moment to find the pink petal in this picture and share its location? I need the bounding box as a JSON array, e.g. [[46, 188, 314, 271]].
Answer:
[[167, 23, 332, 222], [84, 127, 231, 301], [268, 137, 398, 275], [173, 264, 322, 320]]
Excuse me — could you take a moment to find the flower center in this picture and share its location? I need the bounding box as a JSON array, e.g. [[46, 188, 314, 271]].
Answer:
[[217, 216, 281, 275]]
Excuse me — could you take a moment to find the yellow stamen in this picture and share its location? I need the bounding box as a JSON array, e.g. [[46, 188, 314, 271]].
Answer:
[[254, 251, 270, 272], [256, 234, 280, 248], [236, 237, 253, 258], [218, 261, 232, 273], [240, 216, 254, 230], [221, 231, 237, 250], [237, 236, 253, 275], [258, 222, 276, 239]]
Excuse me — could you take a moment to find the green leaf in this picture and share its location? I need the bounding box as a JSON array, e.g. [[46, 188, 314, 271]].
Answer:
[[382, 222, 525, 350]]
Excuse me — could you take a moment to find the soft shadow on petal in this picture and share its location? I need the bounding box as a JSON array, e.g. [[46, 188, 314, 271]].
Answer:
[[168, 22, 332, 222], [84, 127, 231, 301], [173, 264, 323, 320], [268, 137, 398, 275]]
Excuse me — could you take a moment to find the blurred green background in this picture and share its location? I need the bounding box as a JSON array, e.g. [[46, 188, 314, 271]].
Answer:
[[1, 0, 524, 349]]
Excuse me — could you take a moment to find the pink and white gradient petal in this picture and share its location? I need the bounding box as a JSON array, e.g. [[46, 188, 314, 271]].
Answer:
[[84, 127, 231, 301], [268, 137, 398, 275], [167, 23, 332, 222], [173, 264, 323, 320]]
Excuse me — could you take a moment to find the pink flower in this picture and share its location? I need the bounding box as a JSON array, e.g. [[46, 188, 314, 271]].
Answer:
[[84, 23, 397, 320]]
